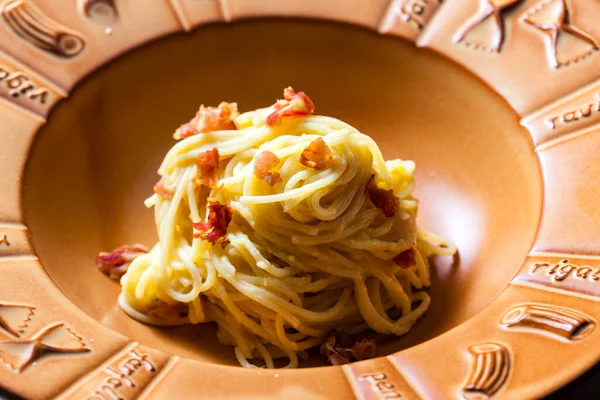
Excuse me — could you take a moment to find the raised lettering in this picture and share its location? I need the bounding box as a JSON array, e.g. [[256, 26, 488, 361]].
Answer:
[[0, 66, 51, 105], [580, 104, 593, 118], [529, 259, 600, 286], [28, 88, 48, 104], [555, 264, 576, 281], [576, 267, 593, 279], [105, 366, 135, 388], [531, 262, 549, 273]]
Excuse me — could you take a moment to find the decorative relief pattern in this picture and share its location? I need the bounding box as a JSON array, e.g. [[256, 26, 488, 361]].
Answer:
[[379, 0, 442, 36], [501, 303, 594, 341], [522, 0, 599, 68], [343, 358, 420, 400], [530, 259, 600, 283], [520, 82, 600, 147], [454, 0, 524, 52], [0, 65, 49, 104], [0, 304, 34, 338], [79, 0, 118, 25], [515, 257, 600, 305], [544, 93, 600, 130], [461, 343, 511, 399], [356, 372, 403, 399], [1, 0, 85, 58], [0, 303, 89, 373], [88, 349, 156, 400], [62, 344, 172, 400]]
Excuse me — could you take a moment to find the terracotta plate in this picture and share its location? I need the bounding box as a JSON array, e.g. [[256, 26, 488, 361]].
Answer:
[[1, 0, 600, 399]]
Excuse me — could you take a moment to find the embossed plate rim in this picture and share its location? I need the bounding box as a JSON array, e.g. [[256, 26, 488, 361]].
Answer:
[[1, 0, 600, 399]]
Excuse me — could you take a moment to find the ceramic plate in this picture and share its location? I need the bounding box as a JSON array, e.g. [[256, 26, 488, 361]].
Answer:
[[1, 0, 599, 399]]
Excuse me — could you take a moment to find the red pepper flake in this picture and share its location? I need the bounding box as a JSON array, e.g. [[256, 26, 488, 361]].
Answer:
[[253, 151, 282, 186], [320, 330, 377, 366], [94, 244, 148, 280], [393, 248, 417, 269], [266, 87, 315, 126], [174, 102, 238, 139], [193, 186, 233, 244], [365, 174, 400, 218], [299, 137, 336, 170], [148, 301, 188, 322], [196, 148, 220, 188], [153, 176, 176, 199]]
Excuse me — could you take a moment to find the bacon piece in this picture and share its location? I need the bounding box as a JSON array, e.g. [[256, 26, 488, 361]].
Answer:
[[94, 244, 148, 280], [196, 148, 220, 188], [193, 188, 233, 244], [365, 174, 400, 218], [175, 123, 198, 140], [299, 137, 336, 170], [266, 87, 315, 126], [320, 330, 377, 366], [174, 102, 238, 139], [148, 302, 188, 322], [393, 248, 417, 269], [253, 151, 282, 186], [153, 176, 176, 199]]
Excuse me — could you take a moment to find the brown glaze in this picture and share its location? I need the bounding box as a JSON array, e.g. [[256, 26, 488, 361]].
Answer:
[[0, 304, 35, 338], [79, 0, 118, 25], [393, 284, 600, 399], [2, 0, 85, 58], [0, 0, 598, 399], [0, 0, 182, 90], [515, 255, 600, 299], [226, 0, 391, 29], [166, 0, 228, 30], [379, 0, 443, 40], [0, 102, 43, 224], [61, 344, 174, 400], [521, 80, 600, 147], [0, 53, 66, 118], [418, 0, 600, 115], [461, 343, 511, 399], [343, 358, 420, 399], [533, 124, 600, 255], [0, 259, 130, 399], [23, 20, 541, 366], [500, 303, 595, 341], [0, 225, 34, 258]]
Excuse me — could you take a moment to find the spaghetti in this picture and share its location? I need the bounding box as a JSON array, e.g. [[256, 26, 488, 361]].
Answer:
[[114, 88, 456, 368]]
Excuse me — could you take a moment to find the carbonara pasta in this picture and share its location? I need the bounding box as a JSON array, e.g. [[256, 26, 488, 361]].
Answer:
[[99, 88, 456, 368]]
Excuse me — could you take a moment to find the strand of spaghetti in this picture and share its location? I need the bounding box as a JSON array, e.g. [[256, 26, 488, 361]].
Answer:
[[116, 105, 457, 368]]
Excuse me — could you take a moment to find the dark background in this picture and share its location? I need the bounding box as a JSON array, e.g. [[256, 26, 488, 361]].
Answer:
[[544, 361, 600, 399]]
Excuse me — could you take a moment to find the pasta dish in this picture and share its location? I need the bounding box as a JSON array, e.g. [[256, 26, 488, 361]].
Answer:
[[95, 87, 456, 368]]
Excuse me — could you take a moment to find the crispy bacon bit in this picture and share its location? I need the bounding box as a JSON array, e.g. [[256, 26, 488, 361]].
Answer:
[[253, 151, 282, 186], [193, 188, 233, 244], [94, 244, 148, 280], [365, 174, 400, 218], [299, 137, 336, 170], [148, 301, 188, 322], [175, 122, 199, 140], [153, 176, 176, 199], [320, 331, 377, 366], [393, 248, 417, 269], [196, 148, 220, 188], [266, 87, 315, 126], [173, 102, 239, 139]]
